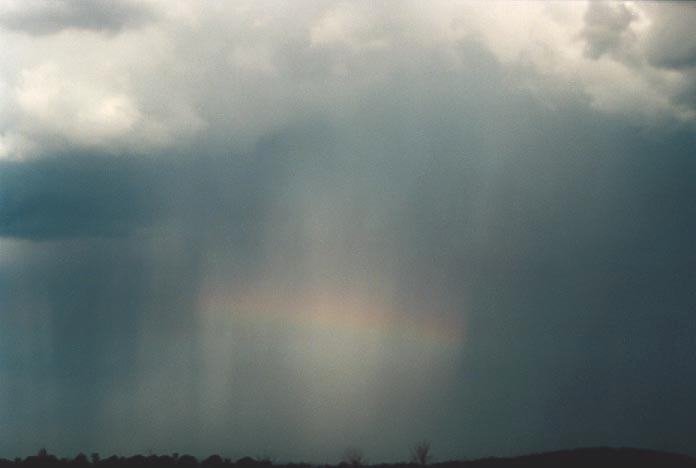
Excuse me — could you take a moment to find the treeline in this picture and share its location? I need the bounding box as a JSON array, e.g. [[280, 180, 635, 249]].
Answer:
[[1, 447, 695, 468], [0, 453, 278, 468]]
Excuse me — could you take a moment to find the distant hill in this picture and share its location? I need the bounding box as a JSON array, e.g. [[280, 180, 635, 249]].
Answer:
[[3, 447, 694, 468], [435, 447, 696, 468]]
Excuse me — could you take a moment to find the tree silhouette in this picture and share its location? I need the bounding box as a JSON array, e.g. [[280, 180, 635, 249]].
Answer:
[[341, 447, 366, 467], [410, 441, 432, 465]]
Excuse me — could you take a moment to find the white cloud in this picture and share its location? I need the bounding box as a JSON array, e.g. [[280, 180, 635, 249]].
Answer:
[[0, 0, 694, 160], [7, 61, 191, 158], [230, 45, 277, 76], [310, 3, 390, 52], [17, 63, 141, 142], [447, 1, 696, 124]]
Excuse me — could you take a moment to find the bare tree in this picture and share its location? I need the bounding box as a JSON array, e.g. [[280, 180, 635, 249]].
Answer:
[[342, 447, 367, 466], [410, 440, 432, 465]]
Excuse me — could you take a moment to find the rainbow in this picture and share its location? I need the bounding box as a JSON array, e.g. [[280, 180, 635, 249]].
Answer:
[[198, 283, 465, 346]]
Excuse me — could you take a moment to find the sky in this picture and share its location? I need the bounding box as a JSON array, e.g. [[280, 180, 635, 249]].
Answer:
[[0, 0, 695, 462]]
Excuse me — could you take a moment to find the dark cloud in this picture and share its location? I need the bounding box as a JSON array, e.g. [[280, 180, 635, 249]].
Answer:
[[0, 0, 156, 36], [0, 155, 160, 240]]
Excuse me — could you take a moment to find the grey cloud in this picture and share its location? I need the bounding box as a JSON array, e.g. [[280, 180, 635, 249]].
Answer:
[[0, 0, 156, 36], [643, 3, 696, 70], [581, 2, 636, 59], [639, 3, 696, 117], [576, 2, 696, 121]]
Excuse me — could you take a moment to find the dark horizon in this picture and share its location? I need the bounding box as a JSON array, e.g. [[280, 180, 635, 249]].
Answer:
[[2, 447, 696, 468]]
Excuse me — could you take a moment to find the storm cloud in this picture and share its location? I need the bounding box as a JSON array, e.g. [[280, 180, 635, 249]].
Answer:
[[0, 1, 695, 463]]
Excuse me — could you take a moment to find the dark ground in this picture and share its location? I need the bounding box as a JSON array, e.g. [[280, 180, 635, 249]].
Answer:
[[4, 448, 695, 468]]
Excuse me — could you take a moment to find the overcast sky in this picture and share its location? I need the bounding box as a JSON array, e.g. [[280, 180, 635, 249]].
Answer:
[[1, 0, 695, 462]]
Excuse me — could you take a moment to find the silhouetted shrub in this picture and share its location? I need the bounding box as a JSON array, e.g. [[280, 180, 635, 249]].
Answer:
[[202, 455, 224, 467], [178, 454, 198, 466], [341, 448, 366, 467], [410, 441, 432, 465]]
